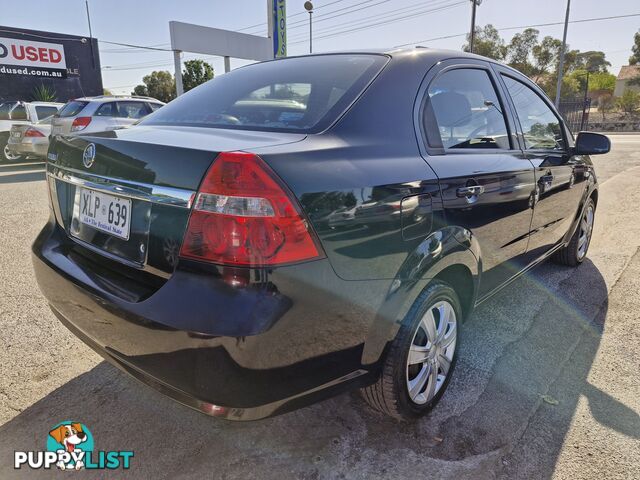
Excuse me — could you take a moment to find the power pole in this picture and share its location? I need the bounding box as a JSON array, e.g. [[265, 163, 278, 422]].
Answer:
[[469, 0, 482, 53], [85, 0, 95, 69], [555, 0, 571, 108]]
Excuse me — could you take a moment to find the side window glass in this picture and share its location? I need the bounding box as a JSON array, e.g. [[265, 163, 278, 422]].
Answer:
[[427, 68, 510, 150], [10, 105, 28, 120], [95, 103, 116, 117], [502, 75, 565, 151], [116, 102, 149, 119]]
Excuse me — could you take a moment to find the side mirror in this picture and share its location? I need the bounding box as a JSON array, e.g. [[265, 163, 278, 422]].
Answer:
[[574, 131, 610, 155]]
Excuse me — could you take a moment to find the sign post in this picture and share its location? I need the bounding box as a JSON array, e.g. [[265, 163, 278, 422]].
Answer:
[[273, 0, 287, 58]]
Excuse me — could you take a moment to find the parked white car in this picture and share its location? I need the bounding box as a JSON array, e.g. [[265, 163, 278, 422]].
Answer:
[[51, 95, 164, 137], [0, 101, 63, 161]]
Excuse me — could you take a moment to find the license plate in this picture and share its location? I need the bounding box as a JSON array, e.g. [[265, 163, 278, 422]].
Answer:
[[74, 188, 132, 240], [11, 131, 21, 138]]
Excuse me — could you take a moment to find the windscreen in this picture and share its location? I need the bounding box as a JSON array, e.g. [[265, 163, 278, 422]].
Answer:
[[142, 54, 388, 133]]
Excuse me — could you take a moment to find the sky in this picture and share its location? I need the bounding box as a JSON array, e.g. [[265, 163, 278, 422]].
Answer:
[[2, 0, 639, 94]]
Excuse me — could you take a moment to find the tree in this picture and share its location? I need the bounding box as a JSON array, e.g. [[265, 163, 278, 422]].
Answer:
[[532, 36, 562, 75], [103, 88, 113, 96], [132, 71, 176, 103], [507, 28, 540, 76], [629, 29, 640, 65], [598, 92, 614, 122], [462, 24, 507, 61], [182, 59, 214, 92], [616, 90, 640, 117], [588, 72, 616, 94], [575, 51, 610, 73]]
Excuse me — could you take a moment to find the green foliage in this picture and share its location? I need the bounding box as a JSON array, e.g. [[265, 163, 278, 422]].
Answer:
[[182, 60, 214, 92], [132, 71, 176, 103], [462, 24, 507, 61], [616, 90, 640, 117], [629, 30, 640, 65], [532, 36, 562, 74], [629, 76, 640, 87], [31, 83, 57, 102], [588, 72, 616, 93], [575, 51, 610, 73]]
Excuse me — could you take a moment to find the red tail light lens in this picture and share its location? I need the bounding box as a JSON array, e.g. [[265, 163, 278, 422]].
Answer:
[[24, 128, 45, 138], [71, 116, 92, 131], [180, 151, 324, 267]]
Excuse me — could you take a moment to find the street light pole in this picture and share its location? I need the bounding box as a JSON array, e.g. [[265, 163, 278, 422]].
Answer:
[[85, 0, 95, 69], [469, 0, 482, 53], [555, 0, 571, 108], [305, 1, 314, 54]]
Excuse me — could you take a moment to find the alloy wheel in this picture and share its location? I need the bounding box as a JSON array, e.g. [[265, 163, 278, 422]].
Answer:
[[577, 204, 594, 260], [406, 300, 457, 405], [3, 144, 21, 162]]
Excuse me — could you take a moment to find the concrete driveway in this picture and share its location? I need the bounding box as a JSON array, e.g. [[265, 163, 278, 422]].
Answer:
[[0, 137, 638, 479]]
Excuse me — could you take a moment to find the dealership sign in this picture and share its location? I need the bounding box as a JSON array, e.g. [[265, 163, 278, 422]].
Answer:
[[0, 37, 67, 78], [273, 0, 287, 58]]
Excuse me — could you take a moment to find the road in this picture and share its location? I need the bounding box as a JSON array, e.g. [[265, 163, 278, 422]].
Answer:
[[0, 136, 639, 479]]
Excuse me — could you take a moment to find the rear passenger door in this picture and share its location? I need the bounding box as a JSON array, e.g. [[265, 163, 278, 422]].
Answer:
[[418, 60, 536, 299], [497, 71, 588, 257]]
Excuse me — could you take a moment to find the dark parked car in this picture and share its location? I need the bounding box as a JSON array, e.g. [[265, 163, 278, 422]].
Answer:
[[33, 49, 610, 421]]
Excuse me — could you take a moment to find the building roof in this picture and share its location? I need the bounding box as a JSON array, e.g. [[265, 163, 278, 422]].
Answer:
[[617, 65, 640, 80]]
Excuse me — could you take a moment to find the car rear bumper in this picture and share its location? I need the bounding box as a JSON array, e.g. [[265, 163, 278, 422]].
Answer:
[[33, 220, 388, 420], [8, 138, 48, 158]]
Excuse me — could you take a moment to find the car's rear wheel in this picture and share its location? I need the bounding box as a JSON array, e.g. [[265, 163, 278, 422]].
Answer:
[[553, 198, 595, 267], [361, 281, 460, 420], [2, 141, 22, 162]]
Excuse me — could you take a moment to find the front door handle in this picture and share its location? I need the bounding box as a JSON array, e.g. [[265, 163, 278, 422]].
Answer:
[[456, 185, 485, 198]]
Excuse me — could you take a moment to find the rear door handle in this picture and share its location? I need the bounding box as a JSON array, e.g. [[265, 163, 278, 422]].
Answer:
[[456, 185, 485, 198]]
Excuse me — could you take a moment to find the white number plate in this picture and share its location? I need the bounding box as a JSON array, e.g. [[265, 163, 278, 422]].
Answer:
[[74, 188, 132, 240], [11, 131, 21, 138]]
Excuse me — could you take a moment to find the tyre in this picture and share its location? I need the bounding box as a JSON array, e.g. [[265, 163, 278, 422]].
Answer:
[[361, 281, 461, 421], [1, 138, 22, 163], [552, 198, 595, 267]]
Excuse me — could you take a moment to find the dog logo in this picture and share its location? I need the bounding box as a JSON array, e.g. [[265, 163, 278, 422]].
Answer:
[[48, 422, 91, 470], [82, 143, 96, 168]]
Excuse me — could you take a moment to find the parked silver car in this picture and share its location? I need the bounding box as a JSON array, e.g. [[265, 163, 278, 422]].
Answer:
[[7, 117, 54, 159], [51, 95, 164, 136], [0, 101, 63, 161]]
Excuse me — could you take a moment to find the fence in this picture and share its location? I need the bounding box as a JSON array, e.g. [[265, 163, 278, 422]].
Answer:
[[558, 97, 591, 133]]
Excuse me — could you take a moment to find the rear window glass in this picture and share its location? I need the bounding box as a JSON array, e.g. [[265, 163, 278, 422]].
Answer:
[[95, 102, 117, 116], [57, 101, 88, 117], [35, 106, 59, 120], [142, 54, 388, 133]]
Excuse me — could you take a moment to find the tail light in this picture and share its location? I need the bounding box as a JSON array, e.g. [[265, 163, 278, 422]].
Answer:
[[24, 128, 45, 138], [180, 151, 324, 267], [71, 116, 92, 131]]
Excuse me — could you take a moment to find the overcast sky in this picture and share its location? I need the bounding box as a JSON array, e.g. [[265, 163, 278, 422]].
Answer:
[[3, 0, 639, 94]]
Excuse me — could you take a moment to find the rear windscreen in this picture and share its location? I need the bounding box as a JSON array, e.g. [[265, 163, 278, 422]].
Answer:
[[57, 101, 88, 117], [141, 54, 388, 134]]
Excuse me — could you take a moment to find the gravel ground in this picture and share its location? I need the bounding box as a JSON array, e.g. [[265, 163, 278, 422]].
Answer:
[[0, 136, 638, 479]]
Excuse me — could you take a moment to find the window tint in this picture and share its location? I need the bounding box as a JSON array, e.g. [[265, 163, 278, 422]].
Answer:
[[35, 106, 59, 120], [116, 101, 149, 119], [148, 102, 163, 112], [428, 68, 510, 149], [10, 105, 27, 120], [142, 54, 388, 133], [0, 102, 17, 120], [58, 101, 88, 118], [502, 75, 564, 151], [95, 102, 117, 117]]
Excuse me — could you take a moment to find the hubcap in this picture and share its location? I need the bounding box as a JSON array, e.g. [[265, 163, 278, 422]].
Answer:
[[577, 205, 594, 260], [3, 144, 20, 161], [406, 300, 457, 405]]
